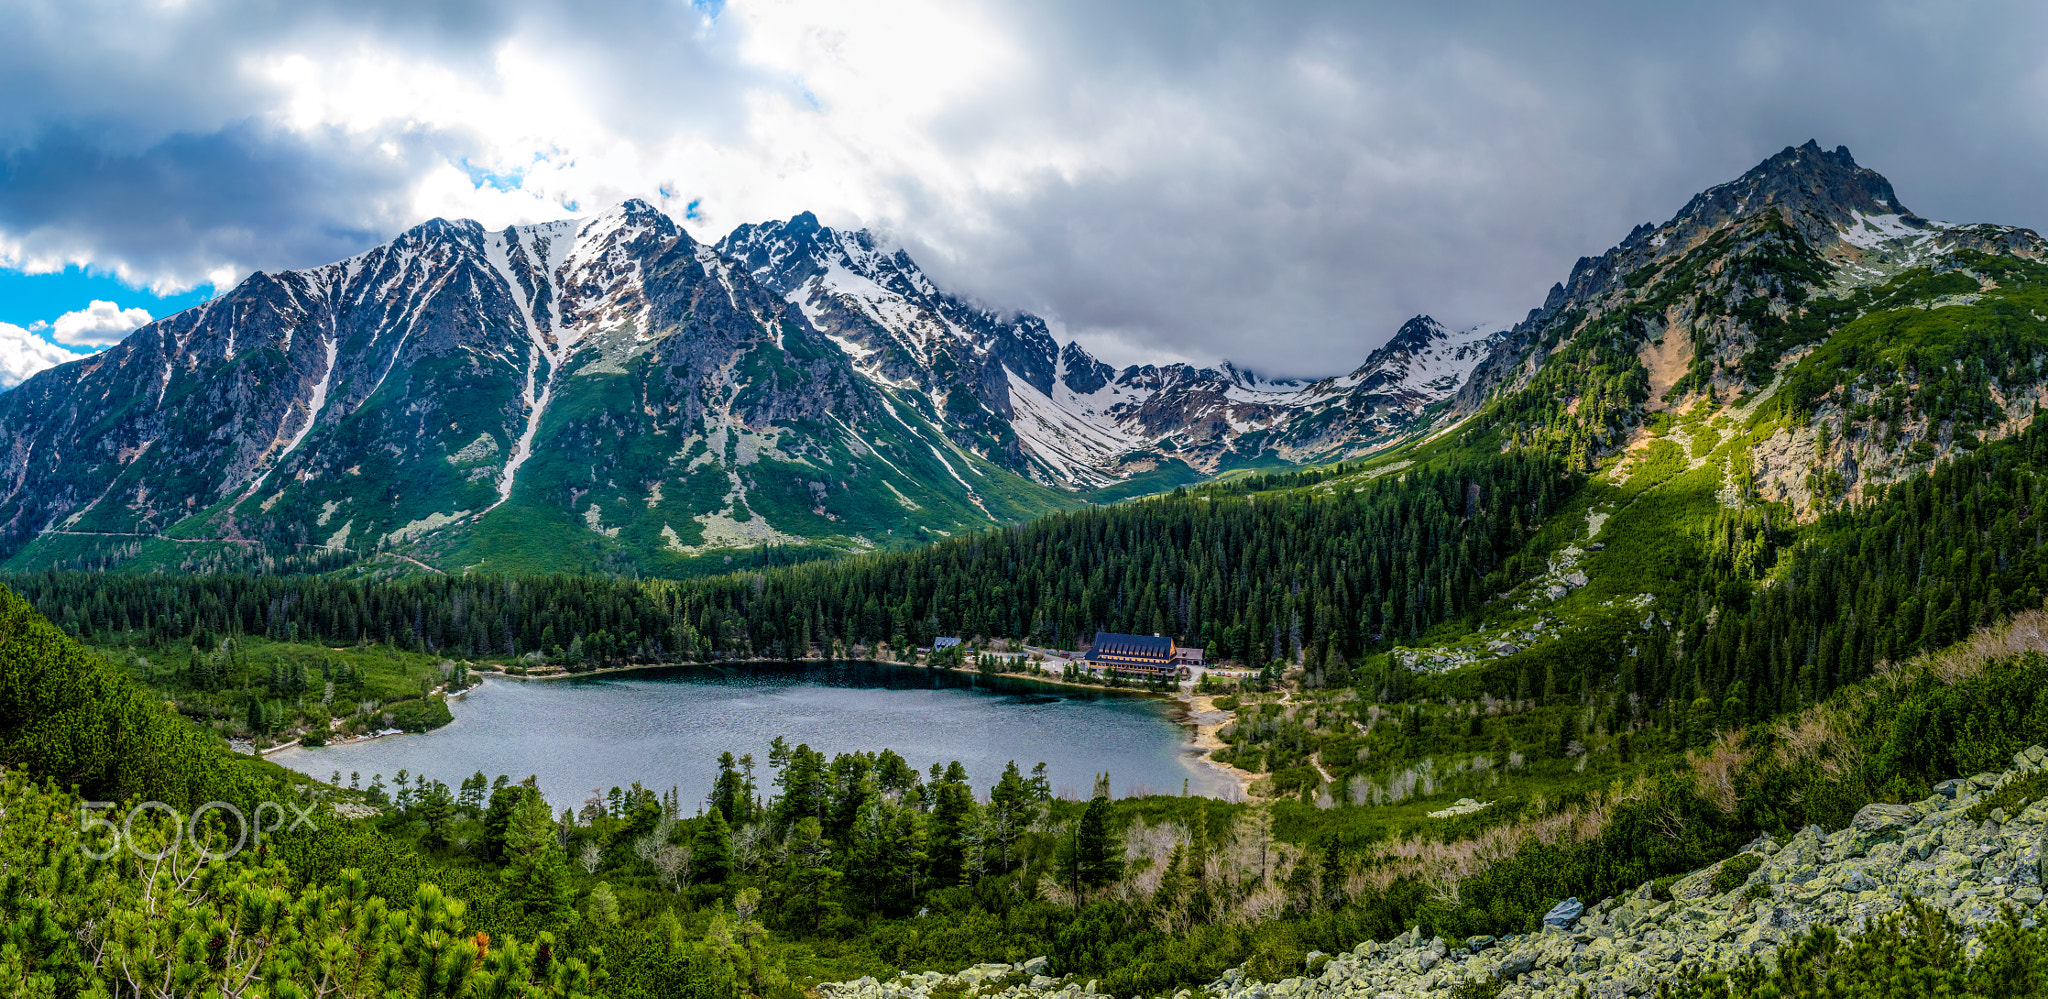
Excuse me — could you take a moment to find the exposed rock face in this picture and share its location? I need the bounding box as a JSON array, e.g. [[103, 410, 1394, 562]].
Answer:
[[1458, 141, 2048, 404], [11, 141, 2048, 568], [822, 746, 2048, 999], [717, 212, 1058, 472]]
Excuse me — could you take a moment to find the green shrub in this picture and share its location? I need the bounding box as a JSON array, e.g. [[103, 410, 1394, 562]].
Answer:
[[1264, 765, 1321, 795], [1711, 853, 1765, 894], [1967, 770, 2048, 823], [384, 695, 452, 732], [0, 586, 283, 811], [1666, 899, 2048, 998], [1447, 974, 1503, 999]]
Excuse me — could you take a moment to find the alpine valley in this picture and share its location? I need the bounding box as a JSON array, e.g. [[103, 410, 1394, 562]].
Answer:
[[18, 140, 2048, 999]]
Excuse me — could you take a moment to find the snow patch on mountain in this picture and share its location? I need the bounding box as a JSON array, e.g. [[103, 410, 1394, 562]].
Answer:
[[1836, 211, 1944, 250], [1004, 368, 1151, 486], [1373, 319, 1511, 396]]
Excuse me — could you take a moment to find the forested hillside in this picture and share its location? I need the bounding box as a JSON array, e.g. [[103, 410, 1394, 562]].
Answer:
[[9, 448, 1576, 671], [22, 405, 2048, 737], [11, 560, 2048, 996]]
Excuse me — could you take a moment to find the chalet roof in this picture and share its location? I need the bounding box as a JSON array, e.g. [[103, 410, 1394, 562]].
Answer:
[[933, 637, 962, 648], [1090, 633, 1174, 659]]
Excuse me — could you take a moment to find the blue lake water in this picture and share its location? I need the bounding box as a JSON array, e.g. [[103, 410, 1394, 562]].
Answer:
[[270, 662, 1234, 809]]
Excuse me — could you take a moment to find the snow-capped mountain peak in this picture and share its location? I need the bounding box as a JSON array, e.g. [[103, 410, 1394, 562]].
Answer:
[[719, 214, 1514, 487]]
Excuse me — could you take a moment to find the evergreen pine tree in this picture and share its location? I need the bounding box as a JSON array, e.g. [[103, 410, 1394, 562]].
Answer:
[[1067, 794, 1123, 897], [501, 784, 568, 924], [693, 807, 733, 884]]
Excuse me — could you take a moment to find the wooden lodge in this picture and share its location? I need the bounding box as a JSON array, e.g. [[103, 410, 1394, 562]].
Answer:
[[1082, 633, 1203, 678]]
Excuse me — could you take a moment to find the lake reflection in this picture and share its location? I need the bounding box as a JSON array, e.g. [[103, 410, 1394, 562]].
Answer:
[[271, 662, 1232, 808]]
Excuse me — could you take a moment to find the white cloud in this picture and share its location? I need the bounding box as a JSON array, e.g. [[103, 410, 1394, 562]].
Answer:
[[0, 323, 80, 389], [51, 300, 152, 347]]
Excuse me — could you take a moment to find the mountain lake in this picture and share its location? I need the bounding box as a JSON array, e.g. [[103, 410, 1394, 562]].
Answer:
[[270, 662, 1238, 809]]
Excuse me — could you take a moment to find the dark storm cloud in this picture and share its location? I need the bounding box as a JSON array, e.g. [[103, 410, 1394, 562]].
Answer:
[[875, 0, 2048, 373], [0, 122, 447, 288], [4, 0, 2047, 372]]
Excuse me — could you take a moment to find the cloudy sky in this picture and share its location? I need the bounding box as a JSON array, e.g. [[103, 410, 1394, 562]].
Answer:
[[3, 0, 2048, 385]]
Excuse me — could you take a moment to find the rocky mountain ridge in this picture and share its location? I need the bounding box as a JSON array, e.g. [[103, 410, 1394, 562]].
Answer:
[[0, 200, 1514, 573], [823, 746, 2048, 999], [1458, 140, 2048, 515], [6, 140, 2046, 574], [719, 214, 1507, 488], [0, 199, 1070, 575]]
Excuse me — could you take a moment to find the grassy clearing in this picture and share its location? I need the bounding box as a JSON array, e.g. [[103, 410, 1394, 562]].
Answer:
[[89, 634, 466, 747]]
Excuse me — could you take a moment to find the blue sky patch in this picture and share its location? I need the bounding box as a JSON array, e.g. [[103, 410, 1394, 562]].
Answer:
[[460, 157, 528, 193], [0, 266, 214, 346]]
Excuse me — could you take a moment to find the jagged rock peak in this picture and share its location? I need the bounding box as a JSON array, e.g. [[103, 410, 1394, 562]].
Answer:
[[1058, 341, 1113, 395], [1670, 139, 1914, 233], [1382, 315, 1450, 351], [578, 198, 684, 243], [716, 212, 853, 297], [389, 215, 488, 253]]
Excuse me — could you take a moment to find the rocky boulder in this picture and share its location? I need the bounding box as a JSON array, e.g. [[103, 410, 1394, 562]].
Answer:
[[1542, 898, 1584, 929], [1852, 802, 1920, 835]]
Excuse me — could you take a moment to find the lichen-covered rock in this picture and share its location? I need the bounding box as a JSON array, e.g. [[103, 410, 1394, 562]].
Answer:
[[1852, 802, 1920, 835]]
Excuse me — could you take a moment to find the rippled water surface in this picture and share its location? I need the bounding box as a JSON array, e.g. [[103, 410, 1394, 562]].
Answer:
[[272, 662, 1230, 808]]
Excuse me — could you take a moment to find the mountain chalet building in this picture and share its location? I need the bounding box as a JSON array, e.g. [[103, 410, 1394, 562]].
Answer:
[[1081, 633, 1204, 679], [923, 632, 1206, 679]]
